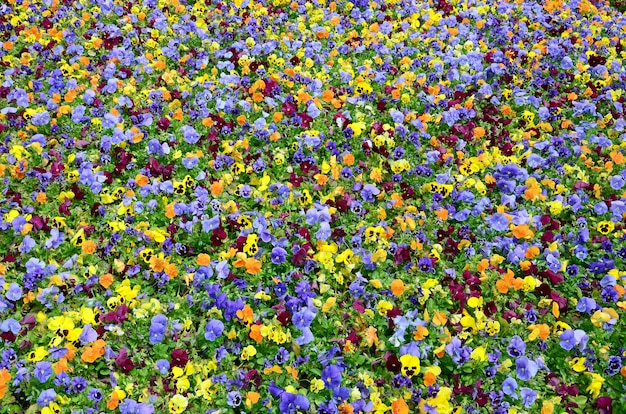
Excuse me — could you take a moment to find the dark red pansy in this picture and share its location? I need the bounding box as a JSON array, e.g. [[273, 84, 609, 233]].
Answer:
[[42, 17, 53, 29], [243, 369, 261, 389], [385, 353, 401, 373], [59, 198, 72, 215], [156, 117, 170, 131], [0, 332, 15, 342], [115, 348, 135, 374], [597, 397, 613, 414], [353, 300, 365, 314], [277, 311, 291, 326], [171, 349, 189, 368]]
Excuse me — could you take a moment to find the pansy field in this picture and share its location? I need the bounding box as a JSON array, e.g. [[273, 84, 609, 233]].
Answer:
[[2, 0, 626, 412]]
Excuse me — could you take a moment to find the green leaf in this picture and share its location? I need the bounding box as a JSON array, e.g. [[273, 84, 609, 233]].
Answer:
[[25, 405, 40, 414]]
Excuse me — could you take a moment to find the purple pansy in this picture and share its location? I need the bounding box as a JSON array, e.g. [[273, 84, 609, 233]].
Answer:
[[149, 314, 167, 344], [204, 319, 224, 342], [516, 356, 539, 381]]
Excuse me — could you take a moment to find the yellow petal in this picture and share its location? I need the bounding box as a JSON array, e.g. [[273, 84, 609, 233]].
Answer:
[[322, 297, 336, 313]]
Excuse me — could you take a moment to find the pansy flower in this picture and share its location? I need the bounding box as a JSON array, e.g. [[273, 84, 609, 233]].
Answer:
[[149, 314, 167, 344], [516, 357, 539, 381], [204, 319, 224, 342]]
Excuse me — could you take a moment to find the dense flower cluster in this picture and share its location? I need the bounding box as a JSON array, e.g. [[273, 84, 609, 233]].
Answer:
[[1, 0, 626, 412]]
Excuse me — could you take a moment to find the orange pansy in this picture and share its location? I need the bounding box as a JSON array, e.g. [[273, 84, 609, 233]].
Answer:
[[391, 397, 409, 414], [81, 339, 106, 363], [99, 273, 114, 289]]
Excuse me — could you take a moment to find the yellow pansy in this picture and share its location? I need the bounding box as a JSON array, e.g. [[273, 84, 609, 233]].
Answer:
[[471, 346, 488, 362], [377, 300, 393, 316], [399, 354, 421, 377], [310, 378, 325, 392], [169, 394, 188, 414], [585, 373, 605, 398], [569, 357, 587, 372], [28, 347, 49, 362], [241, 345, 257, 360]]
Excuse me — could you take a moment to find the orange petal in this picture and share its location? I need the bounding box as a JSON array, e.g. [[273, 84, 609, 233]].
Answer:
[[99, 273, 114, 289], [391, 397, 409, 414], [390, 279, 405, 296]]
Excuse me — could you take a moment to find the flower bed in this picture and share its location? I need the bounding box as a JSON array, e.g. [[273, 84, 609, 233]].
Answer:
[[1, 0, 625, 413]]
